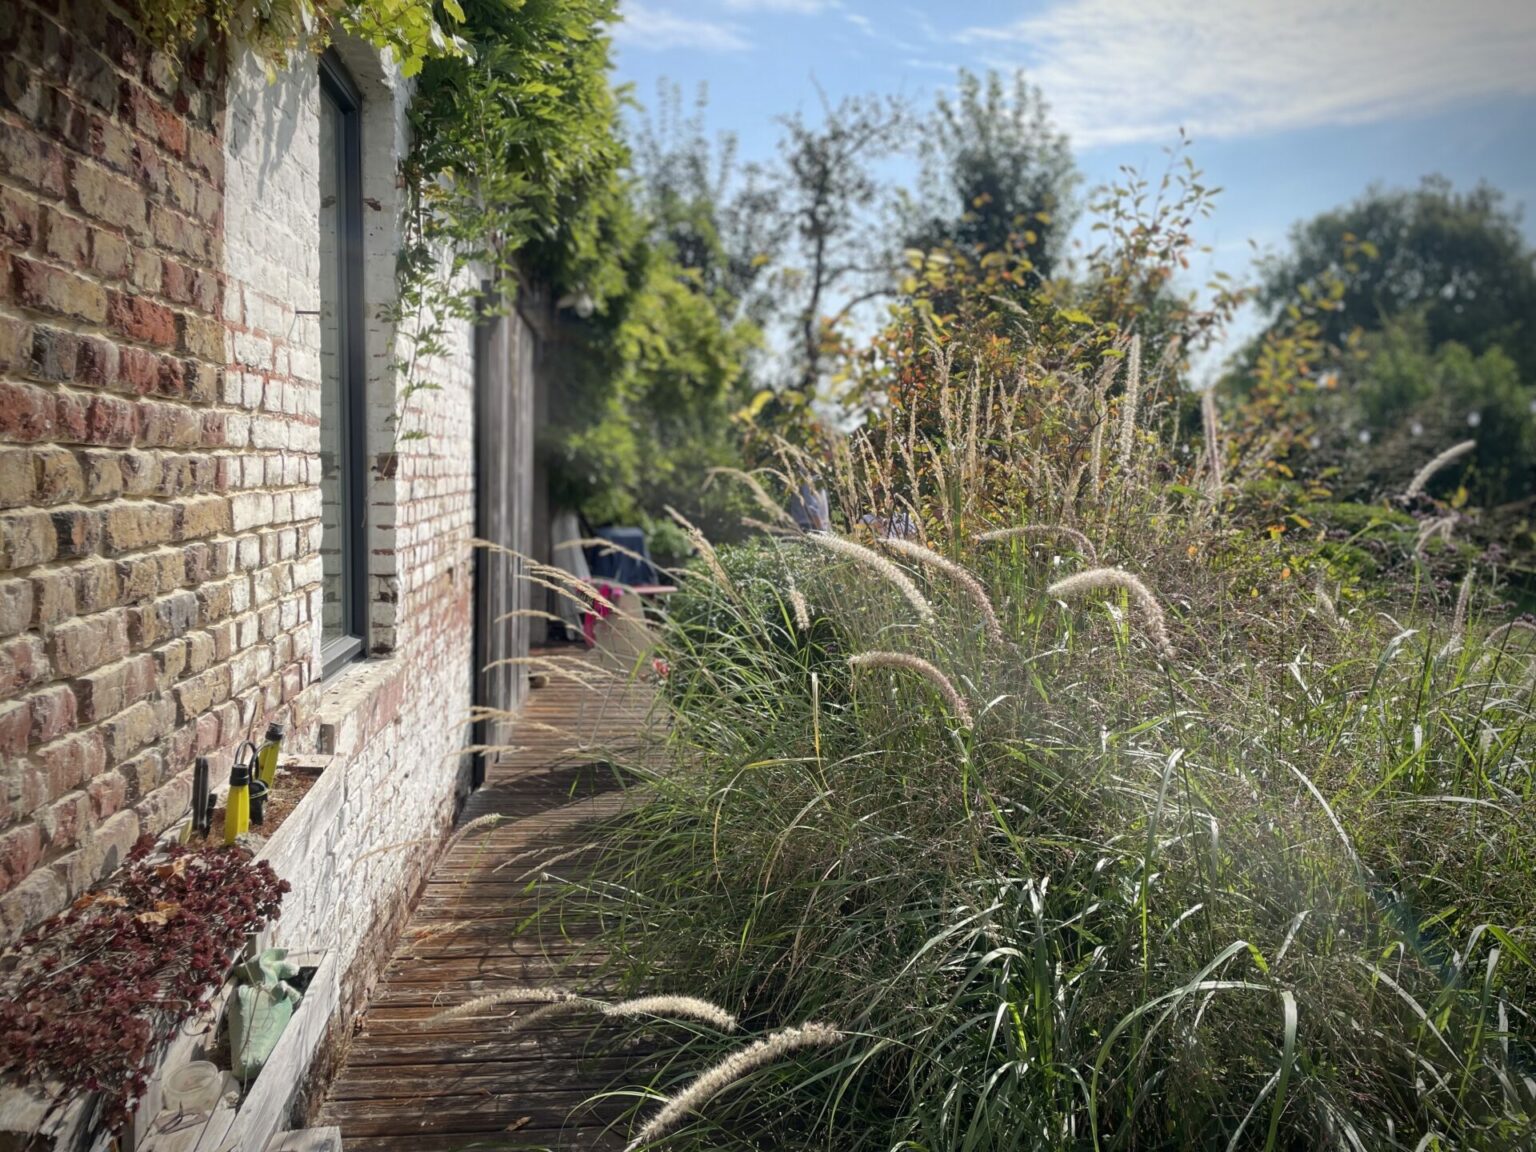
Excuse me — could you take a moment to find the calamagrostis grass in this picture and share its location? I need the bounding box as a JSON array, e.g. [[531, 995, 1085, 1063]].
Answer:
[[804, 533, 936, 624], [1116, 334, 1142, 470], [1405, 439, 1476, 499], [849, 652, 973, 729], [625, 1023, 842, 1150], [878, 537, 1003, 643], [1047, 567, 1174, 658], [975, 523, 1099, 564]]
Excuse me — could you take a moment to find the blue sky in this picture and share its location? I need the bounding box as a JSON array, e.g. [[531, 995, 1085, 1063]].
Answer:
[[607, 0, 1536, 372]]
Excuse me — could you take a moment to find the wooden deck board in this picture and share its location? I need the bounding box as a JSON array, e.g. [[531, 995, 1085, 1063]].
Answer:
[[318, 653, 655, 1151]]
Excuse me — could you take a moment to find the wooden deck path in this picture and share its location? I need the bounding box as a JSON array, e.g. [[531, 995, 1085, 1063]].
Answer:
[[318, 653, 657, 1152]]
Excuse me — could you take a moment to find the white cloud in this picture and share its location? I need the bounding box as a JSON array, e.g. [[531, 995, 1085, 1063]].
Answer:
[[613, 2, 751, 51], [724, 0, 833, 10], [959, 0, 1536, 148]]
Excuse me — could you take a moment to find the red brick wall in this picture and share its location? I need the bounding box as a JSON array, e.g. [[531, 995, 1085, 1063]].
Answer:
[[0, 0, 267, 941]]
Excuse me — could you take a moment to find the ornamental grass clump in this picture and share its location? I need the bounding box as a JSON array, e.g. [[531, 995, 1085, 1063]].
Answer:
[[520, 306, 1533, 1152]]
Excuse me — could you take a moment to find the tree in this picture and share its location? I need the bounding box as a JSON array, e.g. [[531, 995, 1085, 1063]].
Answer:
[[901, 69, 1079, 282], [768, 92, 911, 398], [1258, 177, 1536, 379]]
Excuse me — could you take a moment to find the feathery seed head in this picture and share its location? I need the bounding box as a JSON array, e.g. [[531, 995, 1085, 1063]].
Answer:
[[849, 651, 973, 729], [1406, 439, 1476, 499], [1046, 566, 1174, 658], [626, 1023, 842, 1150], [975, 524, 1099, 564], [804, 533, 936, 624], [878, 537, 1003, 644]]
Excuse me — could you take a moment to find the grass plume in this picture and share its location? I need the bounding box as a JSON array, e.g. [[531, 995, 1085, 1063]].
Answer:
[[803, 532, 936, 624], [878, 537, 1003, 643], [1046, 566, 1174, 658], [1405, 439, 1477, 499], [849, 651, 973, 729]]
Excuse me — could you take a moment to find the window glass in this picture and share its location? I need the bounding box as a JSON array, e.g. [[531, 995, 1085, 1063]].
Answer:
[[318, 60, 364, 676]]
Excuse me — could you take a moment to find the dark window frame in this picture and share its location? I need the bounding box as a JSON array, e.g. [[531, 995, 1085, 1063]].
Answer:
[[319, 51, 369, 680]]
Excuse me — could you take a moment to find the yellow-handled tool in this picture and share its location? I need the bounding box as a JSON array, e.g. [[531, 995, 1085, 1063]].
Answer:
[[224, 747, 254, 845], [256, 722, 285, 788]]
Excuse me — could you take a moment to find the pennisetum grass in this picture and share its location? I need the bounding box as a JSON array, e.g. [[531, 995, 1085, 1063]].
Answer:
[[1405, 439, 1477, 499], [848, 651, 973, 729], [975, 523, 1099, 563], [877, 537, 1003, 643], [1046, 567, 1175, 658], [625, 1023, 842, 1150], [802, 532, 936, 624]]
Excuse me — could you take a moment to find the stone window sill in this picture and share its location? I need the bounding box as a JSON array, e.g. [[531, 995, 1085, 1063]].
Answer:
[[313, 656, 405, 759]]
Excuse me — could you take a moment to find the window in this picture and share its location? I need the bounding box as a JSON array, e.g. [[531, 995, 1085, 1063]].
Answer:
[[318, 53, 367, 678]]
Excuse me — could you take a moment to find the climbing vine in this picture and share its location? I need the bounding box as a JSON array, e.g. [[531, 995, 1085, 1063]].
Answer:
[[138, 0, 468, 78]]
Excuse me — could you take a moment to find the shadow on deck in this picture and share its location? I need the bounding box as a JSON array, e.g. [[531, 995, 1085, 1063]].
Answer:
[[318, 653, 657, 1151]]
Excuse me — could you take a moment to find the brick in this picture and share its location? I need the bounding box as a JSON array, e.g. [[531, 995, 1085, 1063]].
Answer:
[[88, 115, 135, 175], [49, 610, 128, 677], [0, 185, 38, 246], [74, 559, 117, 613], [75, 653, 157, 722], [149, 205, 205, 261], [185, 630, 214, 673], [101, 697, 173, 763], [86, 770, 128, 822], [106, 291, 176, 346], [119, 451, 157, 495], [27, 685, 76, 745], [117, 346, 159, 395], [38, 790, 90, 851], [12, 256, 108, 324], [90, 228, 130, 279], [70, 159, 146, 236], [50, 810, 140, 905], [154, 638, 187, 685], [0, 868, 69, 945], [79, 451, 123, 500], [175, 495, 228, 539], [51, 506, 100, 559], [0, 578, 32, 636], [30, 567, 75, 627], [179, 315, 223, 361], [34, 448, 83, 503], [0, 634, 47, 696], [0, 824, 43, 896], [27, 326, 80, 383], [40, 207, 89, 266], [0, 380, 57, 440], [102, 501, 176, 554], [76, 338, 120, 389], [174, 664, 228, 722], [131, 589, 197, 647], [1, 510, 57, 568], [0, 318, 30, 374], [0, 448, 36, 507], [0, 129, 65, 197], [30, 729, 105, 806], [0, 700, 29, 760], [83, 394, 138, 445]]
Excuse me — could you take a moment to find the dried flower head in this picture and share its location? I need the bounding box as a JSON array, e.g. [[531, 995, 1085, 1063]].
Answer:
[[1405, 439, 1476, 499], [626, 1022, 842, 1150], [1047, 567, 1174, 658], [879, 537, 1003, 643], [804, 533, 935, 624], [1117, 334, 1142, 471], [975, 524, 1099, 564], [849, 651, 973, 729]]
